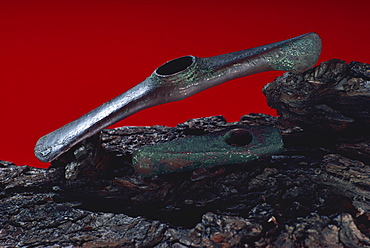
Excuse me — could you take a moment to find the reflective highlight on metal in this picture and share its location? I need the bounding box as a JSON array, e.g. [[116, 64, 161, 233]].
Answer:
[[34, 33, 321, 163], [132, 126, 284, 177]]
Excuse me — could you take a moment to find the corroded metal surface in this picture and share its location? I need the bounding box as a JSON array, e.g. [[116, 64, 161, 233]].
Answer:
[[35, 33, 321, 163], [133, 126, 283, 176]]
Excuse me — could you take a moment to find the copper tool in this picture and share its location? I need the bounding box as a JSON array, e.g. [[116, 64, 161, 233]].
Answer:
[[35, 33, 321, 163]]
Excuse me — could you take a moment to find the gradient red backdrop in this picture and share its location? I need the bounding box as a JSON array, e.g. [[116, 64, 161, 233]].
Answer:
[[1, 0, 369, 168]]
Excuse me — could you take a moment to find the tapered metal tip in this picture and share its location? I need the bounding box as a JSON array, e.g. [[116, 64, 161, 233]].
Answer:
[[267, 32, 322, 73]]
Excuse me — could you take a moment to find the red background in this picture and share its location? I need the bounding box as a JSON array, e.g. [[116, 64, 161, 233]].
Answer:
[[1, 0, 369, 168]]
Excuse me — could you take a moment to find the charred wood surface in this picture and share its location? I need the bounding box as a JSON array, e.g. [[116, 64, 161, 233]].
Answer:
[[1, 60, 370, 247], [263, 59, 370, 133]]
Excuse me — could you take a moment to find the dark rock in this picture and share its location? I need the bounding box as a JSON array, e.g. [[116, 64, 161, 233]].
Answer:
[[263, 59, 370, 132], [1, 60, 370, 247]]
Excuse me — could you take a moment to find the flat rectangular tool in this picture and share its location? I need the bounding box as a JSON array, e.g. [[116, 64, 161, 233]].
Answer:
[[132, 126, 283, 177]]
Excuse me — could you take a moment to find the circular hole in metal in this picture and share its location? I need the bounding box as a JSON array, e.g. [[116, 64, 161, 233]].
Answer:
[[156, 56, 194, 76], [224, 128, 252, 147]]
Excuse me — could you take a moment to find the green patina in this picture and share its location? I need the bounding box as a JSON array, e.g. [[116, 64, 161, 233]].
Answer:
[[267, 33, 322, 72], [152, 59, 215, 88], [132, 126, 283, 177]]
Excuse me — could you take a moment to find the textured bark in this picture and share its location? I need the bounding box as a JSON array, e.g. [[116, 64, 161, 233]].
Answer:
[[1, 60, 370, 247], [263, 59, 370, 132]]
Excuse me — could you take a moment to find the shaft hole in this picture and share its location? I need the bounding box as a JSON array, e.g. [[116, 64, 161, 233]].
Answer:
[[156, 56, 194, 76], [224, 129, 253, 147]]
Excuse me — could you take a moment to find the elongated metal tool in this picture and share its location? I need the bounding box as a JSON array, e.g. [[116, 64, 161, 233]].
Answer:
[[133, 126, 283, 177], [35, 32, 321, 163]]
